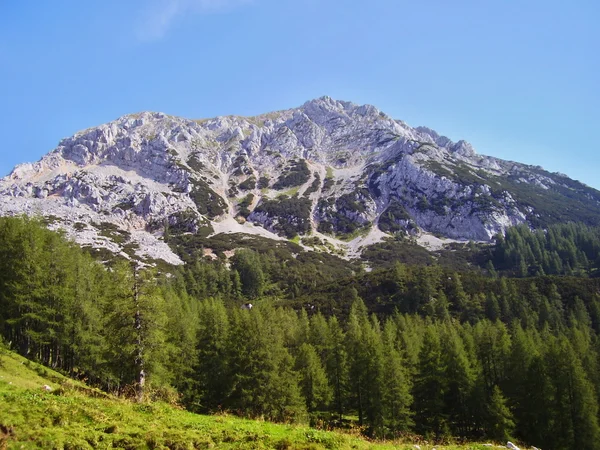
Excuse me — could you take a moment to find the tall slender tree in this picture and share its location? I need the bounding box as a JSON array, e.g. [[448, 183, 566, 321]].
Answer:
[[412, 325, 447, 438]]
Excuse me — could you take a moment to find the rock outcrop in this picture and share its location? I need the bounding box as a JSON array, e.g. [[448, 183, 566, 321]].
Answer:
[[1, 97, 599, 264]]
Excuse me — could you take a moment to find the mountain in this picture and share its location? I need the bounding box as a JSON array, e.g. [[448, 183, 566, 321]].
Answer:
[[2, 96, 600, 265]]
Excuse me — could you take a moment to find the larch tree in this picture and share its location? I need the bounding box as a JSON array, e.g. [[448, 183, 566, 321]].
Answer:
[[412, 325, 448, 438], [295, 342, 332, 412], [103, 262, 168, 400]]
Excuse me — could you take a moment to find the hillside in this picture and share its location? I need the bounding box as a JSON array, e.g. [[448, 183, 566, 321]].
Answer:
[[0, 348, 513, 450], [0, 206, 597, 450], [1, 97, 600, 265]]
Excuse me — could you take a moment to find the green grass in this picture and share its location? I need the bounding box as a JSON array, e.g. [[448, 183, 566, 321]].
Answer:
[[0, 350, 524, 449], [337, 225, 372, 242], [278, 186, 300, 197]]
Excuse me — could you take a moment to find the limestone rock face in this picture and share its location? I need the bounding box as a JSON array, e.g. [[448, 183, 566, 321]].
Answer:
[[2, 97, 600, 264]]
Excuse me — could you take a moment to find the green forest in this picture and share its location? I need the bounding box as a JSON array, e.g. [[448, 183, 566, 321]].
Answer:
[[2, 216, 600, 449]]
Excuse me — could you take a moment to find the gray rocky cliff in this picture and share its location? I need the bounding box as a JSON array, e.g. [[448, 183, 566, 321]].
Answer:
[[2, 97, 599, 264]]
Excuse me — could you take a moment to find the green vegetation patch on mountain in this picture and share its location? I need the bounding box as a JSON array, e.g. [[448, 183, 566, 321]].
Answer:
[[257, 175, 271, 189], [232, 155, 252, 176], [378, 201, 413, 234], [317, 189, 372, 238], [96, 221, 132, 245], [186, 154, 205, 173], [166, 231, 358, 298], [253, 195, 312, 238], [273, 159, 311, 190], [424, 159, 600, 227], [423, 160, 486, 187], [189, 178, 227, 218], [239, 176, 256, 191], [492, 169, 600, 227], [237, 193, 254, 218], [366, 154, 407, 198], [361, 237, 433, 268], [304, 174, 321, 197], [167, 209, 206, 234]]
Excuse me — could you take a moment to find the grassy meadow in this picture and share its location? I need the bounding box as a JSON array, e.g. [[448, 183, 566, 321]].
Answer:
[[0, 349, 523, 450]]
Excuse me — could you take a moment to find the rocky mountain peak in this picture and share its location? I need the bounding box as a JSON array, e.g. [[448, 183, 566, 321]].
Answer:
[[300, 96, 381, 121], [1, 98, 600, 266]]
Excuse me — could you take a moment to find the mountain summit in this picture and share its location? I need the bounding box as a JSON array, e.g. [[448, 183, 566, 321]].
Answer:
[[2, 97, 600, 264]]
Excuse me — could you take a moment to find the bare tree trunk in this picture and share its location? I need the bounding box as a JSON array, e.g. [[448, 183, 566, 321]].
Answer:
[[133, 268, 145, 403]]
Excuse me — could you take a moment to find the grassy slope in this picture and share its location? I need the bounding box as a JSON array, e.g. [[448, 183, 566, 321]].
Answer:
[[0, 350, 515, 450]]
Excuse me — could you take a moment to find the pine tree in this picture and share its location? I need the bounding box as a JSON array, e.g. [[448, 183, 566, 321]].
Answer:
[[484, 385, 514, 442], [326, 315, 348, 422], [412, 325, 447, 438], [440, 324, 475, 437], [191, 298, 229, 412], [361, 315, 386, 437], [546, 337, 600, 450], [4, 218, 49, 357], [231, 249, 265, 299], [308, 312, 331, 361], [103, 262, 169, 399], [485, 260, 498, 278], [381, 320, 413, 436], [519, 355, 553, 447], [484, 293, 501, 322], [63, 251, 105, 379], [295, 343, 332, 412], [345, 299, 369, 427], [475, 320, 511, 393], [227, 306, 306, 422], [447, 273, 469, 316], [159, 282, 198, 399]]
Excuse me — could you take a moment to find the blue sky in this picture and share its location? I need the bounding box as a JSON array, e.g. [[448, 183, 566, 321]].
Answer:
[[1, 1, 598, 188]]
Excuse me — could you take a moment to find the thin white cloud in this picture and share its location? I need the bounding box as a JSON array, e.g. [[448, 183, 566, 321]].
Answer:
[[135, 0, 251, 42]]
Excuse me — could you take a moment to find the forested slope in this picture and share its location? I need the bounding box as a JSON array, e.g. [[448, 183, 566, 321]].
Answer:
[[1, 216, 600, 449]]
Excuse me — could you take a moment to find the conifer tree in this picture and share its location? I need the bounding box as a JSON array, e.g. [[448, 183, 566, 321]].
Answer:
[[231, 249, 265, 299], [412, 325, 447, 438], [4, 218, 48, 357], [546, 337, 600, 450], [308, 312, 331, 361], [227, 307, 306, 422], [475, 320, 511, 393], [440, 324, 475, 436], [345, 299, 369, 426], [326, 315, 348, 421], [361, 314, 386, 437], [484, 385, 514, 442], [484, 293, 501, 322], [192, 298, 230, 412], [103, 262, 169, 399], [295, 343, 332, 412], [63, 251, 105, 379], [381, 320, 413, 436]]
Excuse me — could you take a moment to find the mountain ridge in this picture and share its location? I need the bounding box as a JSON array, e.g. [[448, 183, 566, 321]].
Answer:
[[2, 96, 600, 265]]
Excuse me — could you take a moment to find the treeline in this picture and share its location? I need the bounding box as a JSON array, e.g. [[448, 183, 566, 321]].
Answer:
[[296, 262, 600, 327], [490, 222, 600, 277]]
